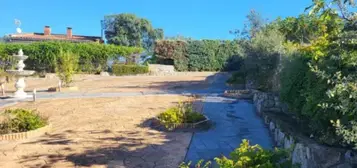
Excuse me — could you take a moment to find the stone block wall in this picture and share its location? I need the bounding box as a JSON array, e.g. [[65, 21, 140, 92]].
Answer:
[[253, 91, 282, 114], [253, 91, 357, 168], [148, 64, 175, 75]]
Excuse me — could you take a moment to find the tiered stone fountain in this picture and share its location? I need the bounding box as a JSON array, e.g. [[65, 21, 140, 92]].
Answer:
[[6, 49, 35, 99]]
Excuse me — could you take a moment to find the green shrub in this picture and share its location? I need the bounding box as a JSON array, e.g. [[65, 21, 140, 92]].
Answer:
[[243, 27, 284, 91], [111, 64, 149, 76], [180, 139, 297, 168], [157, 101, 206, 130], [157, 107, 184, 128], [56, 51, 79, 86], [0, 41, 143, 73], [154, 40, 243, 71], [0, 109, 48, 134], [227, 70, 246, 85], [185, 111, 206, 123]]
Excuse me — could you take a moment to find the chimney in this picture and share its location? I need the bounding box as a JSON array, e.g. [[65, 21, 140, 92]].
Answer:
[[44, 26, 51, 35], [66, 27, 72, 38]]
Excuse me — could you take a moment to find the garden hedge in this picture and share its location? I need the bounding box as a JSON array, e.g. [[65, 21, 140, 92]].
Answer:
[[111, 64, 149, 76], [154, 40, 243, 71], [0, 41, 143, 73]]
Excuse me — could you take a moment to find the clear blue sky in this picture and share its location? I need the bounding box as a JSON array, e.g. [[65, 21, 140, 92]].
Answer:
[[0, 0, 312, 40]]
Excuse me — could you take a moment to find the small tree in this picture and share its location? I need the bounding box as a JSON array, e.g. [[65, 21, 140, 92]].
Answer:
[[56, 50, 79, 87]]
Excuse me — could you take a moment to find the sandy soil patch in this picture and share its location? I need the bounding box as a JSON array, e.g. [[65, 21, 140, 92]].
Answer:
[[0, 95, 192, 168], [3, 72, 215, 94]]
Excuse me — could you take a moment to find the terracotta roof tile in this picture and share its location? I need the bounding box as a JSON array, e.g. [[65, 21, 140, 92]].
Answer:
[[8, 33, 102, 43]]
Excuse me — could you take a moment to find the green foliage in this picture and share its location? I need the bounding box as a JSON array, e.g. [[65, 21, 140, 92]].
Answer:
[[277, 7, 357, 146], [56, 51, 79, 86], [0, 109, 47, 134], [231, 10, 266, 39], [111, 64, 148, 76], [333, 120, 357, 149], [157, 101, 205, 130], [279, 52, 310, 116], [307, 0, 356, 24], [181, 139, 296, 168], [276, 14, 326, 44], [154, 40, 188, 71], [227, 70, 246, 85], [104, 13, 163, 52], [179, 160, 211, 168], [243, 26, 285, 91], [0, 41, 142, 73], [157, 107, 184, 129], [154, 40, 243, 71]]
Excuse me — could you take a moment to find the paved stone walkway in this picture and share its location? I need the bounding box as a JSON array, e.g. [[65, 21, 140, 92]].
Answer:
[[184, 73, 273, 165], [184, 96, 273, 165]]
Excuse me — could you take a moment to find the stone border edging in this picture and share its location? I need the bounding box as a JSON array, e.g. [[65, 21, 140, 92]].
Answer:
[[223, 90, 254, 99], [252, 91, 356, 168], [0, 124, 51, 141]]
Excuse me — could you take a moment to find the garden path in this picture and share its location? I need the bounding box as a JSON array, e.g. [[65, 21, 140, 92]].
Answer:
[[184, 74, 273, 165]]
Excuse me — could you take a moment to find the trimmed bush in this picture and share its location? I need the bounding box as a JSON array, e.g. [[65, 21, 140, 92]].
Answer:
[[0, 41, 143, 73], [111, 64, 149, 76], [154, 40, 243, 71], [0, 109, 48, 134]]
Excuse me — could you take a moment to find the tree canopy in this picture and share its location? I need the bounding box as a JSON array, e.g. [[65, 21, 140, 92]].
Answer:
[[104, 13, 164, 52]]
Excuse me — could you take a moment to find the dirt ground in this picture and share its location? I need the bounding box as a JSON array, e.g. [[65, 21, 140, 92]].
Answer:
[[3, 72, 215, 94], [0, 95, 192, 168]]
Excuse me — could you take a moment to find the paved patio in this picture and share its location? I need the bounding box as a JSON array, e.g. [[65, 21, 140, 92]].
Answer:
[[184, 96, 273, 165]]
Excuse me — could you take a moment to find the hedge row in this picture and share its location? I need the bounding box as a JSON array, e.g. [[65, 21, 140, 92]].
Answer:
[[111, 64, 148, 76], [154, 40, 243, 71], [0, 41, 143, 73]]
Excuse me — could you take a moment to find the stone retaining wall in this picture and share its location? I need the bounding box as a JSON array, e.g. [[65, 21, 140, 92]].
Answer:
[[253, 91, 357, 168]]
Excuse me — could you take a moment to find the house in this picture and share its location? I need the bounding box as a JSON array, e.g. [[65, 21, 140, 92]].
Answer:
[[5, 26, 103, 43]]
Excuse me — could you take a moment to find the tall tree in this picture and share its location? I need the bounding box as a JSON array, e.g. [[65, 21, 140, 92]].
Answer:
[[275, 14, 327, 44], [231, 10, 266, 39], [308, 0, 356, 23], [104, 13, 163, 52]]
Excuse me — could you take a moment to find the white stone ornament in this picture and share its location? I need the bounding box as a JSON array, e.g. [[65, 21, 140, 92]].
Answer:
[[6, 49, 35, 99]]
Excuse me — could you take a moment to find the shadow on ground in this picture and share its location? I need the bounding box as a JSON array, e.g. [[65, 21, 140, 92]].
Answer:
[[19, 129, 190, 168], [16, 99, 195, 168]]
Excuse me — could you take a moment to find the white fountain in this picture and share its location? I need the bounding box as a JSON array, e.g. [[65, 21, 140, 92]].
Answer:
[[6, 49, 35, 99]]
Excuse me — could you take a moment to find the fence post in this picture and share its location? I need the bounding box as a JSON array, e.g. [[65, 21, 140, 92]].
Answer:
[[33, 89, 36, 102], [58, 80, 62, 92]]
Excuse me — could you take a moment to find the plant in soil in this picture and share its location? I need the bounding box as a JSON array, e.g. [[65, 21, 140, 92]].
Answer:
[[0, 108, 48, 134], [180, 139, 298, 168], [157, 100, 206, 130]]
